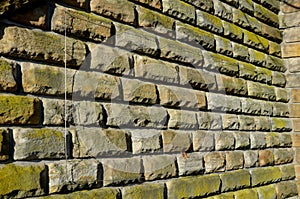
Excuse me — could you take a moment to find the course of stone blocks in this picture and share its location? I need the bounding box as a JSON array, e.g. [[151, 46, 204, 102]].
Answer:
[[0, 0, 299, 198]]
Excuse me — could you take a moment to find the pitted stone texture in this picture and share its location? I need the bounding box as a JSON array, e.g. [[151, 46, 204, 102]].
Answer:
[[0, 128, 10, 161], [222, 21, 243, 42], [232, 43, 249, 61], [216, 75, 247, 95], [0, 163, 47, 198], [0, 59, 17, 92], [256, 184, 276, 199], [251, 133, 267, 149], [104, 103, 168, 129], [47, 159, 99, 193], [244, 150, 258, 168], [207, 93, 241, 113], [0, 26, 86, 67], [280, 164, 296, 180], [122, 78, 157, 105], [0, 95, 40, 125], [275, 181, 298, 199], [121, 183, 165, 199], [273, 148, 294, 165], [52, 5, 111, 42], [215, 132, 235, 151], [91, 0, 135, 24], [213, 0, 233, 21], [266, 56, 286, 72], [196, 10, 223, 34], [243, 29, 269, 52], [72, 71, 121, 100], [193, 131, 215, 151], [142, 155, 177, 181], [134, 55, 179, 84], [251, 167, 282, 186], [71, 127, 130, 158], [271, 118, 292, 132], [168, 109, 198, 129], [234, 132, 250, 149], [158, 37, 204, 67], [215, 35, 233, 56], [131, 129, 161, 154], [88, 44, 132, 76], [101, 157, 143, 186], [21, 62, 75, 96], [226, 151, 244, 170], [166, 174, 220, 198], [220, 170, 250, 192], [182, 0, 214, 13], [197, 112, 222, 130], [177, 152, 204, 176], [254, 3, 279, 27], [162, 130, 192, 152], [233, 9, 250, 28], [115, 23, 158, 56], [162, 0, 195, 23], [259, 150, 274, 166], [158, 85, 206, 109], [204, 152, 226, 173], [13, 128, 66, 160], [72, 101, 104, 126]]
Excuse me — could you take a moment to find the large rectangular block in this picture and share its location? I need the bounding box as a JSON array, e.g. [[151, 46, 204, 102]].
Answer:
[[271, 118, 292, 132], [131, 129, 161, 154], [215, 35, 233, 56], [273, 148, 294, 165], [167, 109, 198, 129], [204, 152, 226, 173], [121, 183, 165, 199], [243, 29, 269, 52], [196, 10, 223, 34], [232, 42, 250, 61], [220, 170, 250, 192], [207, 93, 242, 113], [234, 189, 259, 199], [222, 20, 243, 42], [177, 152, 204, 176], [0, 95, 40, 125], [250, 167, 281, 186], [162, 0, 195, 23], [280, 11, 300, 28], [162, 130, 192, 152], [254, 3, 279, 27], [261, 23, 282, 42], [275, 181, 298, 199], [288, 58, 300, 73], [282, 43, 300, 58], [284, 27, 300, 43]]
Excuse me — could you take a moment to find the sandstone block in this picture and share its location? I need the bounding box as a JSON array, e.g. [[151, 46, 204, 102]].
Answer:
[[215, 132, 235, 151], [166, 174, 220, 198], [197, 112, 222, 130], [243, 29, 269, 52], [213, 0, 233, 21], [286, 58, 300, 73], [275, 181, 298, 199], [269, 41, 281, 57], [167, 109, 198, 129], [222, 114, 239, 130], [259, 150, 274, 166], [281, 164, 296, 180], [218, 75, 248, 95], [239, 115, 256, 131], [249, 48, 267, 67], [271, 118, 292, 132], [273, 102, 289, 117], [266, 132, 280, 148], [280, 133, 292, 147], [239, 62, 257, 81], [131, 0, 162, 9], [280, 11, 300, 28], [275, 87, 290, 103], [255, 116, 271, 131], [247, 81, 276, 100], [287, 74, 300, 88], [273, 148, 294, 165], [196, 10, 223, 34], [72, 101, 104, 126], [232, 42, 249, 61], [0, 128, 10, 161], [292, 89, 300, 102], [282, 42, 300, 58], [121, 183, 165, 199], [14, 128, 66, 160], [244, 150, 258, 168], [256, 184, 276, 199], [142, 155, 177, 181], [52, 5, 111, 42], [281, 0, 300, 13], [234, 132, 250, 149], [162, 0, 195, 23], [0, 95, 40, 125], [158, 85, 206, 109], [204, 152, 225, 173], [193, 130, 215, 151], [162, 130, 192, 152], [207, 93, 242, 113], [215, 35, 233, 56], [182, 0, 214, 13], [239, 0, 254, 14], [0, 59, 17, 92], [250, 133, 267, 149], [266, 56, 286, 72], [131, 129, 161, 154], [71, 127, 130, 158], [233, 9, 250, 28], [177, 152, 204, 176], [91, 0, 135, 24], [254, 3, 279, 27], [234, 189, 258, 199], [134, 55, 179, 84], [241, 98, 261, 115], [0, 26, 86, 67], [220, 170, 250, 192], [247, 15, 262, 34], [256, 67, 272, 84], [222, 20, 243, 42], [0, 163, 46, 198], [250, 167, 281, 186], [101, 157, 143, 186], [261, 0, 280, 13], [226, 151, 244, 170], [261, 23, 282, 42]]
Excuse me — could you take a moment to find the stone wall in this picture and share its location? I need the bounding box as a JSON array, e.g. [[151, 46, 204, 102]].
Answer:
[[0, 0, 298, 198]]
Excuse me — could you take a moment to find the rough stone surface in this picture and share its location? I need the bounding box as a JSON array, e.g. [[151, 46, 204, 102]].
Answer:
[[193, 130, 215, 151], [222, 114, 239, 130], [162, 130, 192, 152], [196, 10, 223, 34], [220, 170, 250, 192], [131, 0, 162, 9], [121, 183, 165, 199], [250, 133, 267, 149], [131, 129, 161, 154], [197, 112, 222, 130], [256, 184, 276, 199], [273, 148, 294, 165], [234, 132, 250, 149], [182, 0, 214, 13], [259, 150, 274, 166], [204, 152, 225, 173], [251, 167, 282, 186], [275, 181, 298, 199], [207, 93, 242, 113], [226, 151, 244, 170], [234, 189, 259, 199], [0, 59, 17, 92], [215, 132, 235, 151], [244, 150, 258, 168], [168, 109, 198, 129], [162, 0, 195, 23], [177, 152, 204, 176]]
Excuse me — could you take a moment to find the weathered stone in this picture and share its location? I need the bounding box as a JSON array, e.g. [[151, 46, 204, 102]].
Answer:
[[115, 23, 158, 56], [182, 0, 214, 13], [247, 81, 276, 100], [284, 27, 300, 43], [215, 35, 233, 56], [244, 150, 258, 168], [269, 41, 281, 57], [222, 114, 239, 130], [0, 0, 38, 16], [287, 74, 300, 88], [166, 174, 220, 198], [248, 15, 262, 34], [104, 103, 168, 129], [232, 42, 249, 61], [273, 148, 294, 165], [137, 6, 174, 37], [179, 67, 217, 91], [281, 0, 300, 13], [0, 58, 17, 92], [266, 56, 286, 72], [177, 152, 204, 176], [220, 170, 250, 192], [234, 132, 250, 149], [273, 102, 289, 117], [217, 75, 248, 95], [213, 0, 233, 21], [143, 155, 177, 180], [14, 128, 66, 160], [176, 21, 215, 50], [158, 85, 206, 109], [162, 130, 192, 152], [0, 128, 10, 161], [255, 116, 271, 131], [239, 62, 257, 81], [122, 78, 157, 104], [275, 181, 298, 199], [286, 57, 300, 73], [280, 11, 300, 28], [249, 48, 266, 67], [271, 118, 292, 132], [243, 29, 269, 52], [71, 127, 130, 158], [241, 98, 261, 115], [222, 20, 243, 42], [250, 133, 267, 149], [168, 109, 198, 129], [256, 184, 276, 199], [226, 151, 244, 170], [91, 0, 135, 24], [250, 167, 281, 186], [52, 5, 111, 42], [207, 93, 242, 113], [21, 62, 75, 96], [196, 10, 223, 34], [204, 152, 225, 173], [266, 132, 280, 147], [0, 95, 40, 125], [261, 0, 280, 13], [72, 71, 121, 100], [162, 0, 195, 23], [280, 164, 296, 180], [131, 0, 162, 9], [0, 26, 86, 67], [275, 87, 290, 103], [134, 55, 179, 84], [234, 189, 259, 199], [0, 163, 46, 198], [131, 129, 161, 154], [47, 159, 99, 193], [259, 150, 274, 166], [261, 23, 282, 42], [197, 112, 222, 130], [101, 157, 143, 186], [239, 0, 254, 14], [256, 67, 272, 84], [254, 3, 279, 27], [158, 37, 204, 67], [121, 183, 165, 199], [88, 44, 132, 76], [203, 52, 239, 76], [193, 130, 215, 151], [282, 42, 300, 58], [233, 9, 250, 28], [280, 133, 292, 147], [72, 101, 103, 126], [215, 132, 235, 151], [58, 0, 88, 9]]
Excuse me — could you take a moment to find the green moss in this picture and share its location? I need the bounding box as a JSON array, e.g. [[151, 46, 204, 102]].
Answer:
[[0, 59, 11, 72], [103, 129, 128, 150]]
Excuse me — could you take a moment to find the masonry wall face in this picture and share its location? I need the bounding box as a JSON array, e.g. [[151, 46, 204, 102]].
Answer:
[[0, 0, 298, 198]]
